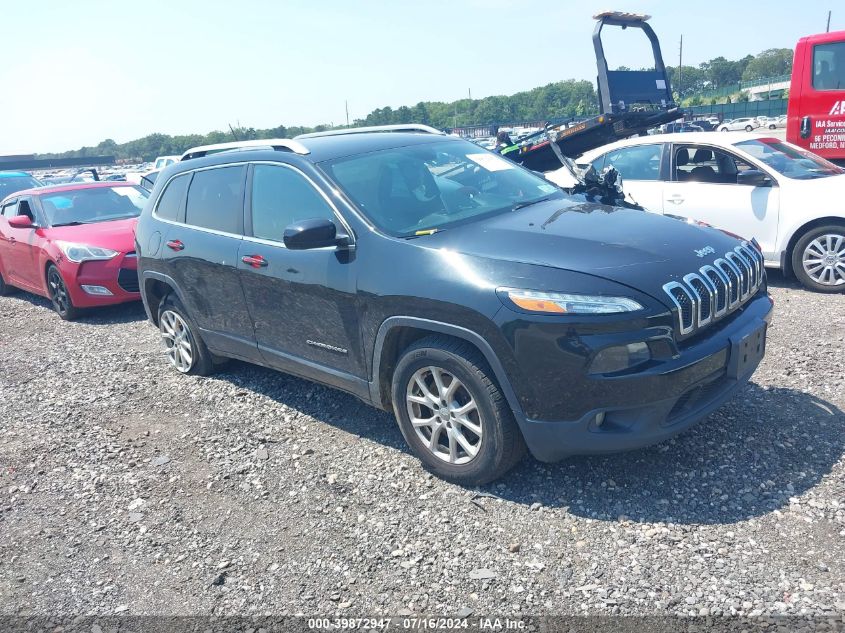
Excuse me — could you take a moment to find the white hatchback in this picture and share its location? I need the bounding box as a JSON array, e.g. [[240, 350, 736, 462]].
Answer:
[[567, 132, 845, 292]]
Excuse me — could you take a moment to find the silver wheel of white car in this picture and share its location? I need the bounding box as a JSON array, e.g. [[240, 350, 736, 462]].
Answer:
[[802, 233, 845, 287], [792, 225, 845, 293]]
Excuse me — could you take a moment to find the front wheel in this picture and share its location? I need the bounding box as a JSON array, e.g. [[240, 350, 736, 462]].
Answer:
[[745, 125, 753, 132], [0, 269, 15, 296], [158, 295, 215, 375], [391, 336, 526, 485], [47, 264, 80, 320], [791, 225, 845, 292], [720, 127, 729, 132]]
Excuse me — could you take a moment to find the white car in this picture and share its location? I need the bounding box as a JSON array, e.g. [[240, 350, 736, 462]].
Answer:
[[717, 117, 760, 132], [153, 155, 179, 170], [570, 132, 845, 292]]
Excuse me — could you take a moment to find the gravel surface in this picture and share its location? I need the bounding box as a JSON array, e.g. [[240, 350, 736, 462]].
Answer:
[[0, 272, 843, 618]]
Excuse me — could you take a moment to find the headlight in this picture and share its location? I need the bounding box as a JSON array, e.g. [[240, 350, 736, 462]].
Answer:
[[500, 288, 643, 314], [56, 241, 119, 263]]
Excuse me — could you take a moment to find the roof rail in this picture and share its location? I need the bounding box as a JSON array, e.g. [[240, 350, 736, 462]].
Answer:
[[180, 138, 310, 161], [295, 124, 444, 139]]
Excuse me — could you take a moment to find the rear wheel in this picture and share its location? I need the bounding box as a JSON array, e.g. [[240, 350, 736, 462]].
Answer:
[[791, 225, 845, 292], [157, 294, 215, 375], [391, 336, 526, 486], [745, 125, 753, 132], [47, 264, 80, 320]]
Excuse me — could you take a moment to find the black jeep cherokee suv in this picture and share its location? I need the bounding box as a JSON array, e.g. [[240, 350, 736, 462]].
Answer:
[[136, 126, 773, 485]]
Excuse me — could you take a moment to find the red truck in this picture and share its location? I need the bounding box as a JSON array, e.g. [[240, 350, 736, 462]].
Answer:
[[787, 29, 845, 164]]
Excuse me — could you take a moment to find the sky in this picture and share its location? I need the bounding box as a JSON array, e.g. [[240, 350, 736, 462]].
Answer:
[[0, 0, 841, 154]]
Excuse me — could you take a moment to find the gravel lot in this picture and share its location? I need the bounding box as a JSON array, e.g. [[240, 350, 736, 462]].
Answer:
[[0, 272, 843, 619]]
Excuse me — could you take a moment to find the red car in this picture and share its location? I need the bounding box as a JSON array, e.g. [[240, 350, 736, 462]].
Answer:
[[0, 182, 149, 319]]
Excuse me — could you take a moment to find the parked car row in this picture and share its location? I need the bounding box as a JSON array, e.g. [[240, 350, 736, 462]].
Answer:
[[0, 124, 796, 485], [656, 115, 786, 135]]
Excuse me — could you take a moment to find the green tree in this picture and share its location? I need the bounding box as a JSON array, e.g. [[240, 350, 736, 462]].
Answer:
[[742, 48, 793, 81]]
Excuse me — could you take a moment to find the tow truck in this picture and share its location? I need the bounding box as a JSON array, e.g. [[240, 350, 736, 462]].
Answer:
[[500, 11, 683, 171]]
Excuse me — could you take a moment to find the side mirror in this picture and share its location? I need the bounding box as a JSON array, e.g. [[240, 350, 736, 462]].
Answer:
[[800, 116, 811, 139], [736, 169, 772, 187], [8, 215, 35, 229], [283, 217, 348, 250]]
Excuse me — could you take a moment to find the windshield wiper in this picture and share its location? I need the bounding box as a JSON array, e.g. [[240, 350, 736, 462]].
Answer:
[[51, 221, 88, 227], [512, 195, 555, 211]]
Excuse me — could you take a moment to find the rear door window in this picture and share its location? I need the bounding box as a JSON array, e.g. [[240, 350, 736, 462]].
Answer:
[[185, 166, 246, 234]]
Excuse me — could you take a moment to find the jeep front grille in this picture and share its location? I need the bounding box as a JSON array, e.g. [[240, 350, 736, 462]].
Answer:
[[663, 242, 764, 336]]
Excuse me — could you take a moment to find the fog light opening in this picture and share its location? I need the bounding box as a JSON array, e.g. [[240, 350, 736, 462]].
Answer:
[[81, 285, 113, 296]]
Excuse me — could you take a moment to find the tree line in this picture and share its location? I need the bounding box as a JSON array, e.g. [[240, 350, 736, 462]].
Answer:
[[38, 47, 792, 162]]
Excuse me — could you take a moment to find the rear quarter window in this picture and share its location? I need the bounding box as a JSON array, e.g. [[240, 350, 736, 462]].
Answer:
[[155, 173, 190, 222]]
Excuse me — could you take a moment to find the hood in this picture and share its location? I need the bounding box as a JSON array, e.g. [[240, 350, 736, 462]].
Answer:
[[45, 217, 138, 253], [422, 198, 748, 302], [787, 172, 845, 194]]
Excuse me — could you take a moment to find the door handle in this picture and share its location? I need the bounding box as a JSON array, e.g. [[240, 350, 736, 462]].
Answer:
[[166, 239, 184, 251], [242, 254, 268, 268], [667, 195, 684, 204]]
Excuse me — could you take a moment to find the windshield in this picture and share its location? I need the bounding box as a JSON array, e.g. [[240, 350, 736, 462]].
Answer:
[[734, 138, 845, 180], [40, 186, 149, 226], [322, 139, 564, 237], [0, 175, 41, 199]]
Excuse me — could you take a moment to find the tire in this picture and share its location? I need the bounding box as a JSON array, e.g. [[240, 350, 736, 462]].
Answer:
[[391, 335, 526, 486], [0, 269, 15, 296], [790, 224, 845, 293], [745, 125, 753, 132], [768, 124, 776, 130], [720, 127, 729, 132], [157, 294, 215, 375], [46, 264, 80, 320]]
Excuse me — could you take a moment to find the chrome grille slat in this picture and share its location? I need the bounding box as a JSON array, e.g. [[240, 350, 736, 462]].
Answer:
[[716, 257, 741, 307], [736, 246, 758, 288], [726, 251, 750, 299], [664, 242, 762, 337], [683, 272, 713, 327], [662, 281, 696, 335], [700, 264, 728, 318]]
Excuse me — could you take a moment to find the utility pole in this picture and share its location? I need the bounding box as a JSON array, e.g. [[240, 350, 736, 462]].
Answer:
[[678, 35, 683, 99], [345, 100, 349, 127], [468, 88, 472, 101], [827, 10, 832, 32]]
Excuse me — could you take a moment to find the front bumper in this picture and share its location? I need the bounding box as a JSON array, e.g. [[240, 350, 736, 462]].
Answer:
[[514, 294, 773, 462], [64, 254, 140, 308]]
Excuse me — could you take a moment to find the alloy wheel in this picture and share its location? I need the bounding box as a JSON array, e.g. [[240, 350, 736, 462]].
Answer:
[[160, 310, 195, 373], [406, 366, 483, 464], [48, 268, 70, 316], [802, 233, 845, 286]]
